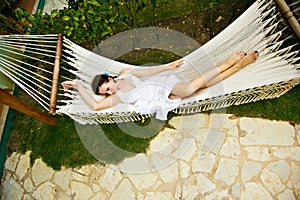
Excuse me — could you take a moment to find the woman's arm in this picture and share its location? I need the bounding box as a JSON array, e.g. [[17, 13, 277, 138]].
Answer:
[[120, 59, 183, 77], [62, 81, 122, 110]]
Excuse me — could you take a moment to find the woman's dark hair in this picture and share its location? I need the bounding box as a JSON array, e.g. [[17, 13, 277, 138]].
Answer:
[[91, 74, 116, 95]]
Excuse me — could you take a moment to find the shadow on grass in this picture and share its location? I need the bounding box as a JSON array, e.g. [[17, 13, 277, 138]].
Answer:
[[8, 102, 166, 170]]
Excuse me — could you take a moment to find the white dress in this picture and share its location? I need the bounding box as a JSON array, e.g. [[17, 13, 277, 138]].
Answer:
[[116, 73, 181, 120]]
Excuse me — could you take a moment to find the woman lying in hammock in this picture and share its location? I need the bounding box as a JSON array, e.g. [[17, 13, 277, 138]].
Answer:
[[62, 51, 259, 120]]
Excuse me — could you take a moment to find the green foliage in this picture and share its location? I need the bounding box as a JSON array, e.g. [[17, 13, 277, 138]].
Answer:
[[14, 1, 124, 47], [209, 0, 219, 9], [0, 0, 19, 13], [11, 0, 219, 46], [0, 0, 21, 34]]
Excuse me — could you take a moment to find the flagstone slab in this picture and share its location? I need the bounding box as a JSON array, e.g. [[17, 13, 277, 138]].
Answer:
[[71, 181, 93, 200], [23, 194, 33, 200], [206, 189, 230, 200], [99, 168, 123, 193], [227, 126, 239, 137], [72, 167, 89, 183], [119, 153, 151, 173], [32, 158, 54, 186], [181, 175, 203, 200], [231, 183, 241, 198], [143, 192, 173, 200], [278, 189, 296, 200], [1, 176, 24, 200], [181, 173, 216, 199], [290, 162, 300, 185], [23, 177, 35, 193], [53, 168, 72, 191], [273, 147, 300, 161], [92, 183, 100, 193], [174, 183, 182, 199], [296, 124, 300, 144], [15, 151, 30, 180], [175, 113, 208, 130], [32, 182, 55, 200], [110, 179, 136, 200], [179, 160, 190, 179], [183, 179, 200, 199], [4, 152, 19, 171], [91, 191, 108, 200], [192, 152, 216, 173], [153, 179, 163, 190], [220, 137, 241, 159], [240, 118, 295, 145], [241, 161, 262, 182], [193, 128, 209, 150], [202, 128, 225, 154], [208, 113, 237, 131], [196, 174, 216, 194], [126, 172, 158, 191], [172, 138, 196, 162], [54, 187, 74, 200], [266, 160, 290, 182], [158, 161, 179, 183], [148, 128, 178, 154], [214, 158, 239, 185], [149, 153, 178, 172], [241, 182, 272, 200], [244, 147, 271, 161], [260, 168, 285, 195]]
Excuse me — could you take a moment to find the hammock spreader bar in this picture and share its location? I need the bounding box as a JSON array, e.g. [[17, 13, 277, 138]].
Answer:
[[274, 0, 300, 40], [49, 33, 63, 114]]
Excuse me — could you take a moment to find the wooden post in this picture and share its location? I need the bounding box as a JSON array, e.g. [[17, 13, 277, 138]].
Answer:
[[49, 33, 63, 114], [274, 0, 300, 40], [0, 89, 57, 126]]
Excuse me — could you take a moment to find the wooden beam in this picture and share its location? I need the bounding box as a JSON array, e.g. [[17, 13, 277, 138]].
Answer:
[[0, 89, 57, 126], [274, 0, 300, 40], [49, 33, 63, 114]]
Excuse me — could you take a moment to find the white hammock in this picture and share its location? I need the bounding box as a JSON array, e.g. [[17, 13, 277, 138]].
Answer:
[[0, 0, 299, 124]]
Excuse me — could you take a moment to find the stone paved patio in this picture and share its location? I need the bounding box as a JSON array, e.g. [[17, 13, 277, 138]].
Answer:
[[1, 113, 300, 199]]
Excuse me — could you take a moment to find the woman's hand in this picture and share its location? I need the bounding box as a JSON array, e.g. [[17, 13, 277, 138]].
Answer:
[[169, 59, 184, 70], [62, 80, 79, 91]]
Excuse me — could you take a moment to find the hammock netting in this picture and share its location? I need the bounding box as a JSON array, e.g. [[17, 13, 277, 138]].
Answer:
[[0, 0, 299, 124]]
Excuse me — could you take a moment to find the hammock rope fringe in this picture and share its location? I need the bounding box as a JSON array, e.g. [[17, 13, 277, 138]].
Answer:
[[0, 0, 299, 124]]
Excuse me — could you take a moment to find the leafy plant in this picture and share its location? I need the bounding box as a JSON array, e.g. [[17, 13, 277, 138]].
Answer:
[[0, 0, 22, 34], [209, 0, 219, 9], [14, 0, 124, 47]]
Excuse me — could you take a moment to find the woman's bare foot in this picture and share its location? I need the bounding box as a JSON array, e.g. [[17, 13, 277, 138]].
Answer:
[[233, 50, 259, 69], [227, 51, 247, 65], [218, 51, 247, 72]]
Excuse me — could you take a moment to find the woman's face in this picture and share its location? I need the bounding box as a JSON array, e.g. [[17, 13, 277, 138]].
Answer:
[[98, 77, 117, 95]]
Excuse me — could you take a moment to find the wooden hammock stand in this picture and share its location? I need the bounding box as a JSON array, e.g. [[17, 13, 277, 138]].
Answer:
[[0, 0, 299, 126], [0, 34, 63, 126]]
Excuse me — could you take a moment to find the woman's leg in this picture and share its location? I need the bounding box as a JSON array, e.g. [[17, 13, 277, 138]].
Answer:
[[170, 51, 258, 99], [206, 50, 259, 87]]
